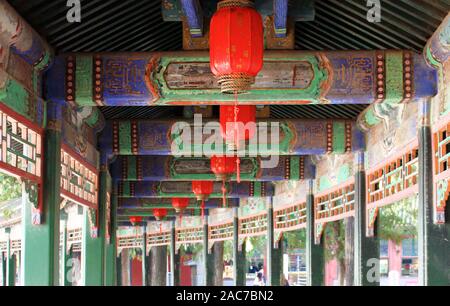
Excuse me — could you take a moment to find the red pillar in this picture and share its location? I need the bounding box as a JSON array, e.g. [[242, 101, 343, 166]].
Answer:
[[131, 258, 143, 286]]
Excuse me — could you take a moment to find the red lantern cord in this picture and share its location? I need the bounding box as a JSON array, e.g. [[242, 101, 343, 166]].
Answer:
[[221, 179, 227, 207], [159, 222, 162, 234], [234, 92, 241, 183]]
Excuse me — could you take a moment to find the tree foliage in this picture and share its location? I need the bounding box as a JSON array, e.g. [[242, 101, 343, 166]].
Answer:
[[0, 174, 21, 202], [324, 220, 345, 263], [283, 229, 306, 249], [378, 197, 418, 244]]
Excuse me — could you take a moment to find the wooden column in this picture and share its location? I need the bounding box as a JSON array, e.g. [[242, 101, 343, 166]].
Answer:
[[233, 207, 246, 286], [5, 228, 14, 286], [149, 245, 167, 286], [170, 220, 180, 286], [1, 251, 6, 286], [105, 193, 118, 286], [418, 99, 450, 285], [306, 180, 324, 286], [266, 198, 282, 286], [141, 225, 148, 286], [116, 253, 122, 286], [81, 169, 109, 285], [22, 101, 62, 286], [202, 209, 213, 286], [354, 151, 379, 286]]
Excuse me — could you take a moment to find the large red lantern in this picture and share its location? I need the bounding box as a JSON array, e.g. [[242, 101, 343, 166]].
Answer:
[[153, 208, 168, 221], [172, 198, 190, 213], [129, 216, 142, 226], [210, 0, 264, 94]]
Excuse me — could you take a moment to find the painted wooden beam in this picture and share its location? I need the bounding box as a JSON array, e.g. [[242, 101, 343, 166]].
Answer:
[[111, 156, 314, 182], [425, 12, 450, 65], [99, 119, 363, 160], [118, 198, 239, 209], [273, 0, 288, 38], [45, 51, 436, 107], [116, 181, 274, 198], [180, 0, 203, 38]]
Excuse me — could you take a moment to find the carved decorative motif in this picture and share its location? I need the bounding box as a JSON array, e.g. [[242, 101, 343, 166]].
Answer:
[[93, 55, 104, 105], [315, 182, 355, 223], [274, 202, 306, 231], [315, 222, 325, 245]]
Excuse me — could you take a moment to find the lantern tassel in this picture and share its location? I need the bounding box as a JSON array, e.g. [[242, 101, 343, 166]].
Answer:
[[159, 222, 162, 234], [222, 179, 227, 207], [234, 91, 242, 183]]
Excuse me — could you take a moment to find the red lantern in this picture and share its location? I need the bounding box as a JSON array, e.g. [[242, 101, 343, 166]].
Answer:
[[220, 105, 256, 147], [192, 181, 214, 201], [153, 208, 168, 221], [211, 155, 237, 180], [210, 0, 264, 94], [172, 198, 190, 214], [129, 216, 142, 226]]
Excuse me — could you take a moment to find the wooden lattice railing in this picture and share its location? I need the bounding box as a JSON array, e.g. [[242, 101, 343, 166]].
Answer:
[[0, 104, 42, 180], [148, 231, 171, 247], [239, 213, 267, 237], [176, 227, 203, 244], [274, 202, 307, 231], [209, 222, 233, 242], [433, 118, 450, 224], [366, 141, 419, 236], [315, 180, 355, 224], [60, 144, 98, 209]]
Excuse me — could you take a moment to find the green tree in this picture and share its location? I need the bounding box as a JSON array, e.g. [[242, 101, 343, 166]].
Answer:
[[0, 174, 21, 202], [378, 197, 418, 244]]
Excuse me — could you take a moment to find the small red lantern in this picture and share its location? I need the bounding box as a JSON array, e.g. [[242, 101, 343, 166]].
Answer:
[[211, 155, 237, 180], [172, 198, 190, 214], [192, 181, 214, 201], [129, 216, 142, 226], [210, 0, 264, 94], [153, 208, 168, 221]]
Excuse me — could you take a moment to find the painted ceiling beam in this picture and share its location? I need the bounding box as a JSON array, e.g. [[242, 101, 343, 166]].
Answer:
[[118, 208, 200, 218], [118, 198, 239, 209], [180, 0, 203, 38], [116, 181, 274, 198], [45, 50, 436, 107], [110, 156, 314, 182], [99, 119, 363, 162]]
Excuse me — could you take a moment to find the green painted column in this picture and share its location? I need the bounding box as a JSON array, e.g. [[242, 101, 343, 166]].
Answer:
[[5, 228, 15, 286], [1, 252, 6, 286], [23, 102, 62, 286], [306, 180, 324, 286], [233, 207, 246, 286], [202, 209, 212, 286], [116, 253, 122, 286], [354, 152, 379, 286], [82, 169, 110, 285], [266, 198, 282, 286], [105, 193, 118, 286], [418, 99, 450, 285], [141, 225, 148, 286], [170, 220, 180, 286]]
